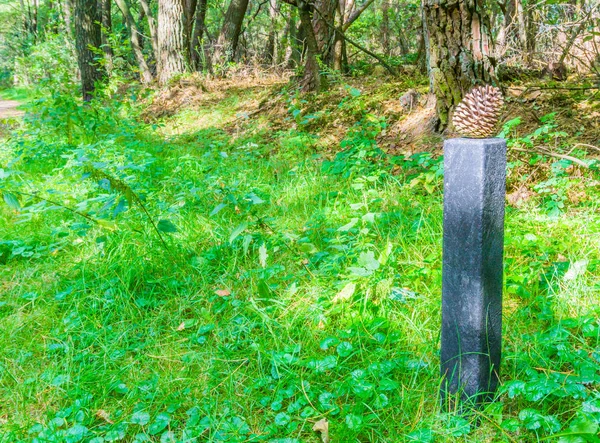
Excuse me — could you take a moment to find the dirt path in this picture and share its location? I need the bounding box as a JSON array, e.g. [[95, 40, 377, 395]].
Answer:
[[0, 100, 24, 118]]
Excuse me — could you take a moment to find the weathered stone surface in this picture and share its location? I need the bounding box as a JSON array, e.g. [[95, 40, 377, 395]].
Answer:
[[440, 137, 506, 408]]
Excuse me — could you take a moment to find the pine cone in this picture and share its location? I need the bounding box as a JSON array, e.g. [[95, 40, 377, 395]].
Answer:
[[452, 85, 504, 138]]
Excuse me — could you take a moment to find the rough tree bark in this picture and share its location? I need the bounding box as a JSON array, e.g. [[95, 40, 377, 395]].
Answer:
[[298, 0, 321, 91], [312, 0, 336, 63], [212, 0, 250, 65], [100, 0, 113, 72], [422, 0, 496, 128], [190, 0, 208, 69], [157, 0, 187, 85], [115, 0, 154, 83], [184, 0, 198, 61], [74, 0, 105, 101]]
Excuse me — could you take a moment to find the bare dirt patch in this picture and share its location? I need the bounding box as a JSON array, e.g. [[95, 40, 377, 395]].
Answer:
[[0, 100, 24, 119]]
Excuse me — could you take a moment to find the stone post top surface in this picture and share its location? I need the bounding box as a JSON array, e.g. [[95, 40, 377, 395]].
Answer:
[[444, 137, 506, 146]]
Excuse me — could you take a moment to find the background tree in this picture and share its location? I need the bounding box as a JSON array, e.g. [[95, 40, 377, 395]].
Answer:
[[115, 0, 154, 83], [212, 0, 250, 66], [157, 0, 187, 85], [74, 0, 105, 100]]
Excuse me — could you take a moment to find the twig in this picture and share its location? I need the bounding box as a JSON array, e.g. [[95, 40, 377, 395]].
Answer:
[[511, 147, 590, 168], [526, 85, 600, 91], [573, 143, 600, 154], [9, 190, 99, 223], [311, 4, 398, 76]]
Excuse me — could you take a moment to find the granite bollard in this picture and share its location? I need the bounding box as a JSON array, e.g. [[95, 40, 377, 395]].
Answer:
[[440, 137, 506, 409]]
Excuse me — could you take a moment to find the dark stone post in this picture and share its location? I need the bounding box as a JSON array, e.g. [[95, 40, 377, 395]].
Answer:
[[440, 137, 506, 409]]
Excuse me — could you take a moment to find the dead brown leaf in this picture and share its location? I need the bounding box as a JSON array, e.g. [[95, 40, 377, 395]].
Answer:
[[312, 418, 329, 443], [95, 409, 113, 424]]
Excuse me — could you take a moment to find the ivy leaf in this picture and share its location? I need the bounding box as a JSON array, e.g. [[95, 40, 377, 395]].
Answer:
[[131, 411, 151, 426], [65, 424, 88, 443], [148, 413, 170, 435], [274, 413, 290, 426], [345, 414, 363, 430], [336, 342, 353, 357]]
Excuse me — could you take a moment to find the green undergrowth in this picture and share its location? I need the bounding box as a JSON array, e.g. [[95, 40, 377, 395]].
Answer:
[[0, 84, 599, 443]]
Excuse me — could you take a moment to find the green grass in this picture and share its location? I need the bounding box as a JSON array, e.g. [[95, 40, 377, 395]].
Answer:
[[0, 83, 599, 443], [0, 87, 33, 103]]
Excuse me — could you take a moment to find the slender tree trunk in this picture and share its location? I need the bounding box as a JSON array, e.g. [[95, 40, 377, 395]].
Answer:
[[184, 0, 198, 61], [139, 0, 159, 57], [61, 0, 74, 37], [265, 0, 279, 64], [190, 0, 208, 69], [524, 5, 536, 61], [74, 0, 105, 100], [381, 0, 390, 56], [212, 0, 250, 65], [31, 0, 39, 42], [422, 0, 496, 128], [298, 0, 321, 91], [286, 9, 301, 67], [115, 0, 154, 83], [100, 0, 114, 72]]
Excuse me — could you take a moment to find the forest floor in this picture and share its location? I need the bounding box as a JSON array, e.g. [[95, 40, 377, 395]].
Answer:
[[0, 100, 23, 118], [0, 74, 599, 443]]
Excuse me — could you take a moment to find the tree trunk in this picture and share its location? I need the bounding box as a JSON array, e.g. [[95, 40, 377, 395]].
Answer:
[[31, 0, 39, 42], [516, 0, 527, 53], [139, 0, 159, 57], [60, 0, 74, 38], [312, 0, 336, 60], [298, 0, 321, 92], [422, 0, 496, 128], [212, 0, 250, 65], [115, 0, 154, 83], [265, 0, 279, 64], [74, 0, 105, 100], [157, 0, 187, 85], [524, 4, 536, 61], [100, 0, 114, 72], [286, 8, 301, 68], [184, 0, 198, 61], [190, 0, 208, 69], [381, 0, 390, 56]]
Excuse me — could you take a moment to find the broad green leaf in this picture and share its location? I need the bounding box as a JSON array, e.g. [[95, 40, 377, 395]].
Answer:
[[2, 192, 20, 210], [274, 413, 290, 426], [148, 413, 170, 435], [157, 219, 177, 233], [345, 413, 363, 430], [338, 218, 358, 232], [336, 341, 353, 357], [229, 222, 248, 243], [131, 411, 151, 426]]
